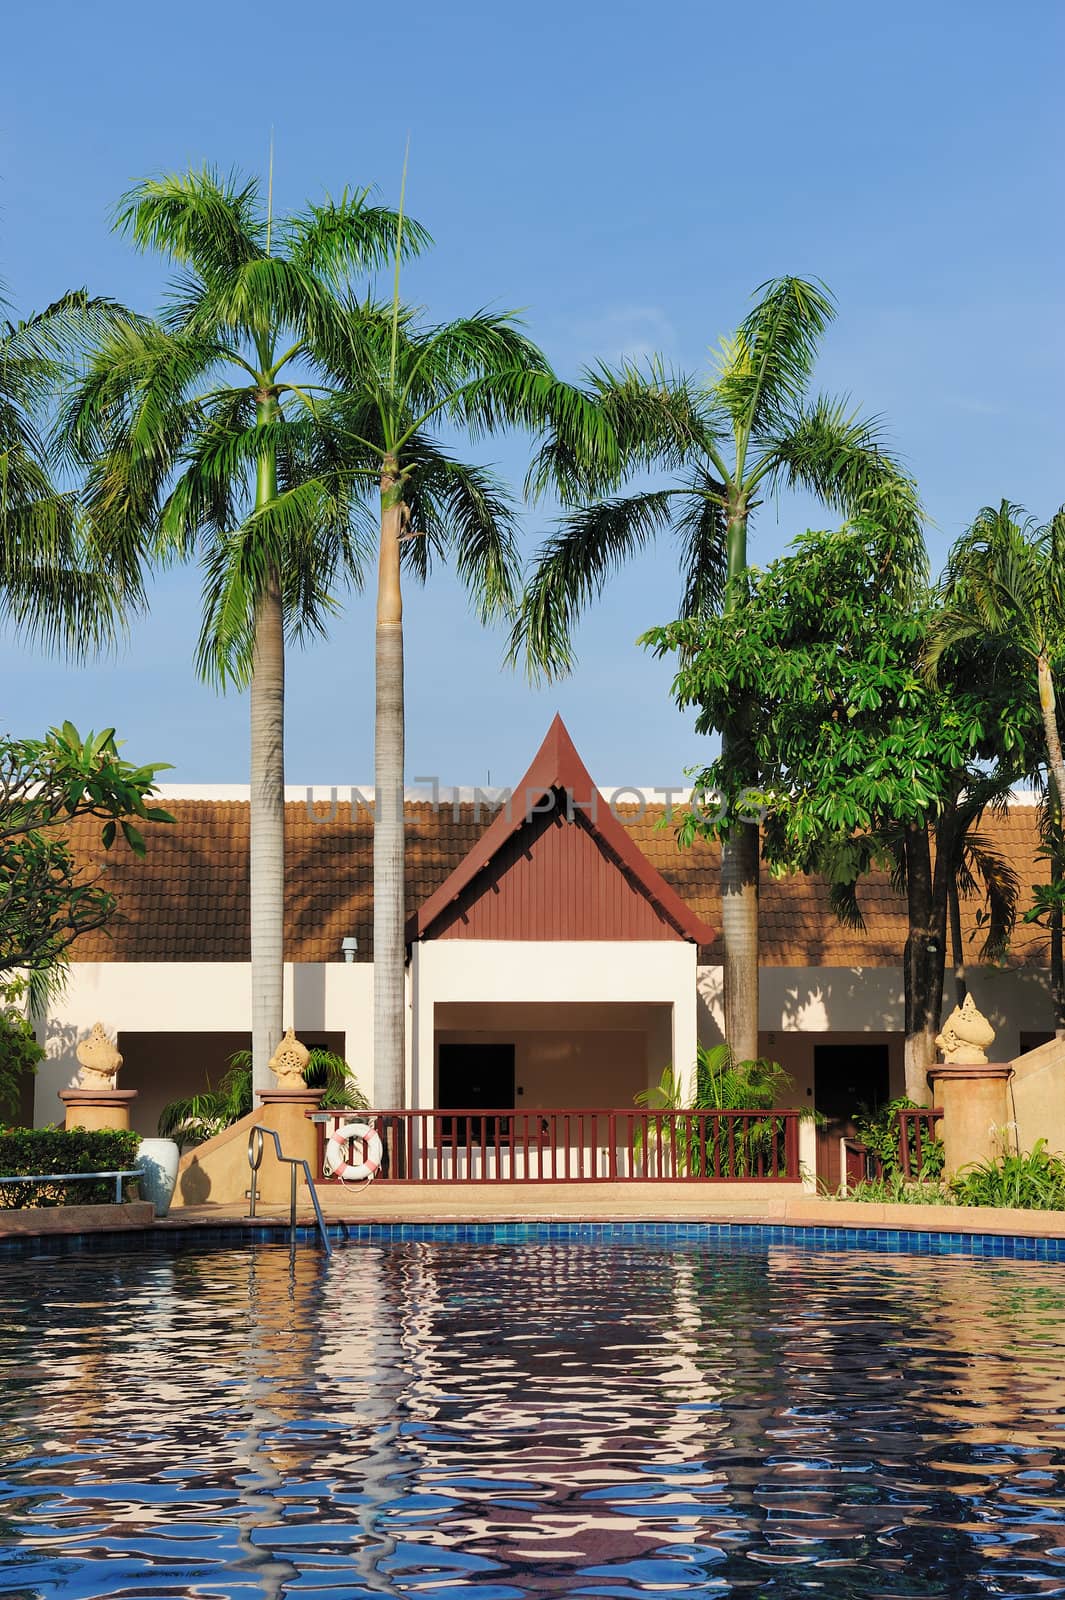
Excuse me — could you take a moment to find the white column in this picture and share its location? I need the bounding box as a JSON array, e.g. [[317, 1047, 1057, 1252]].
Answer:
[[671, 945, 699, 1104], [409, 944, 435, 1108]]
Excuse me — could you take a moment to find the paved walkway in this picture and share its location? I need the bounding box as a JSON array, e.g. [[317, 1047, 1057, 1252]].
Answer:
[[154, 1183, 1065, 1240], [7, 1184, 1065, 1241]]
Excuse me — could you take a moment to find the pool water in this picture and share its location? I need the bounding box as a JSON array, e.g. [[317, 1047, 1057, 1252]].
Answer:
[[2, 1237, 1065, 1599]]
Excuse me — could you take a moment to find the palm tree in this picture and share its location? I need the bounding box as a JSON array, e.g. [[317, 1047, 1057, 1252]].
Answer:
[[63, 167, 427, 1100], [1, 286, 138, 652], [314, 286, 608, 1107], [511, 277, 922, 1062], [930, 500, 1065, 1039], [931, 501, 1065, 804]]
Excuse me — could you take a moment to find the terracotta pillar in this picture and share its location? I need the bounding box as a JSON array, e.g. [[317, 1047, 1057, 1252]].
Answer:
[[255, 1089, 323, 1203], [927, 1064, 1013, 1175], [59, 1089, 139, 1132]]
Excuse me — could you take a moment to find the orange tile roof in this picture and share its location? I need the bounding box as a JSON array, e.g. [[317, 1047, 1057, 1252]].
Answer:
[[63, 798, 1052, 969]]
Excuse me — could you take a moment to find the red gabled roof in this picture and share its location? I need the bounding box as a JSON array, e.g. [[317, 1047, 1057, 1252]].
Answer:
[[407, 714, 717, 945]]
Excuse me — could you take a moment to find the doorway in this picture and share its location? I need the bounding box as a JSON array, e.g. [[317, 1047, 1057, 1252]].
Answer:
[[814, 1043, 891, 1189], [438, 1042, 515, 1139]]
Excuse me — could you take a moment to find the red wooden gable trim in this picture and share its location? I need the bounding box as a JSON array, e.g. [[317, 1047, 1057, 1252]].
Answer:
[[408, 714, 716, 945]]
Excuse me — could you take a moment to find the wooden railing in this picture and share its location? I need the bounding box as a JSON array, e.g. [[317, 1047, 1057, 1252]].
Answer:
[[842, 1106, 944, 1188], [315, 1108, 802, 1184], [897, 1106, 944, 1178]]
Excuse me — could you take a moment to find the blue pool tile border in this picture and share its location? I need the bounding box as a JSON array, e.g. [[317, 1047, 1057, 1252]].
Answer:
[[3, 1219, 1065, 1260]]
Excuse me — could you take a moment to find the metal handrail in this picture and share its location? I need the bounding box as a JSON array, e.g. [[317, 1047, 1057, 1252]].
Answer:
[[246, 1125, 332, 1256], [0, 1169, 140, 1204]]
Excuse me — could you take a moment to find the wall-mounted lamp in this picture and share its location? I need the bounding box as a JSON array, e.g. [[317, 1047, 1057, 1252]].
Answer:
[[341, 935, 358, 963]]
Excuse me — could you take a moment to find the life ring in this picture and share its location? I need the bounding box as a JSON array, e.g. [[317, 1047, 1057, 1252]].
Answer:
[[324, 1120, 383, 1183]]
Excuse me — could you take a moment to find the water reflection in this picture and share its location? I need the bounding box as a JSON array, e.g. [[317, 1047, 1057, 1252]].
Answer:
[[1, 1240, 1064, 1597]]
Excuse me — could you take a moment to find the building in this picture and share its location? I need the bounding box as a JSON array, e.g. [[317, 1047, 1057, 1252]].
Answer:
[[33, 716, 1057, 1181]]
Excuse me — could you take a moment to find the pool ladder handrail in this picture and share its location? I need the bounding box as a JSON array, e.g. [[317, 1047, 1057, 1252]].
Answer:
[[246, 1124, 333, 1256]]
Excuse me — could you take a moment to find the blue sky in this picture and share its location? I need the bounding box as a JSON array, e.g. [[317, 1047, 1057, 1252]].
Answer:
[[3, 0, 1062, 788]]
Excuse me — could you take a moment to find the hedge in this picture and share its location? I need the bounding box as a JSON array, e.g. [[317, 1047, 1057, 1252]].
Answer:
[[0, 1127, 141, 1208]]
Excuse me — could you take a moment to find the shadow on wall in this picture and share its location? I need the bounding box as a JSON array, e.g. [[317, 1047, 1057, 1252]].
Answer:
[[37, 1017, 81, 1120], [774, 973, 904, 1035]]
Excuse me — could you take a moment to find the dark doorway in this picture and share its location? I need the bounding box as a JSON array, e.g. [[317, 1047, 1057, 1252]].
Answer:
[[814, 1043, 891, 1189], [438, 1043, 515, 1140]]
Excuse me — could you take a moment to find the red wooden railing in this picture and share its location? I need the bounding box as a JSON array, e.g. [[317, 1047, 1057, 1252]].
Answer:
[[314, 1108, 802, 1184], [843, 1106, 944, 1187], [897, 1106, 944, 1178]]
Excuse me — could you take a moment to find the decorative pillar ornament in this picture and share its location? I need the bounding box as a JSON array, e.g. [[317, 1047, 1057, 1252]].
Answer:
[[257, 1028, 321, 1204], [61, 1022, 136, 1132], [935, 994, 997, 1064], [76, 1022, 123, 1088], [929, 995, 1011, 1176], [268, 1028, 311, 1089]]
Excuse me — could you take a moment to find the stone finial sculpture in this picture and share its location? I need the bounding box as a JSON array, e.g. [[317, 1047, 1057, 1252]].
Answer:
[[269, 1028, 311, 1089], [76, 1022, 123, 1088], [935, 994, 996, 1065]]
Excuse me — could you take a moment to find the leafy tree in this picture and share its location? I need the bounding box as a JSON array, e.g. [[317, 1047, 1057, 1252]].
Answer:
[[0, 722, 173, 974], [646, 524, 1036, 1101], [63, 167, 424, 1100], [511, 278, 922, 1063]]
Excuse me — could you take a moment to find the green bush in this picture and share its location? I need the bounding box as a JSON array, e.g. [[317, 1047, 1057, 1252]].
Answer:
[[634, 1046, 803, 1177], [839, 1171, 952, 1205], [0, 1126, 141, 1208], [950, 1141, 1065, 1211], [0, 981, 45, 1118], [853, 1096, 945, 1181], [158, 1048, 369, 1148]]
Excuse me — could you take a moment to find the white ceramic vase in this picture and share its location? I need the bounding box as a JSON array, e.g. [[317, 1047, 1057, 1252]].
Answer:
[[136, 1138, 180, 1218]]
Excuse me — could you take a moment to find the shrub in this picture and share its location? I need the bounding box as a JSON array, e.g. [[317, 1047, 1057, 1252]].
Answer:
[[0, 1126, 141, 1208], [950, 1141, 1065, 1211], [158, 1048, 369, 1149], [634, 1045, 802, 1177], [853, 1096, 945, 1182], [0, 983, 45, 1118], [839, 1171, 953, 1205]]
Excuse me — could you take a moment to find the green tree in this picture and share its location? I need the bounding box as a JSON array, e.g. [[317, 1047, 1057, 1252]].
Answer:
[[511, 278, 922, 1063], [64, 167, 425, 1100], [0, 722, 172, 974], [646, 524, 1035, 1100]]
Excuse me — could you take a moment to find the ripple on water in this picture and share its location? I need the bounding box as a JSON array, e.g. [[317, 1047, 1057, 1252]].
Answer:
[[1, 1240, 1065, 1597]]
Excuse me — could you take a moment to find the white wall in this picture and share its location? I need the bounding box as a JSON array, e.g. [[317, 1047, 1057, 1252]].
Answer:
[[697, 964, 1055, 1064], [412, 941, 699, 1106], [34, 961, 374, 1126]]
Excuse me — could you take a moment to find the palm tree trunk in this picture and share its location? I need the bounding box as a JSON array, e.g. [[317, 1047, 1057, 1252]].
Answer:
[[1038, 654, 1065, 801], [948, 876, 966, 1005], [250, 394, 284, 1104], [1050, 780, 1065, 1036], [721, 824, 759, 1063], [1036, 659, 1065, 1037], [721, 502, 759, 1064], [250, 574, 285, 1103], [373, 464, 406, 1107], [903, 824, 942, 1104]]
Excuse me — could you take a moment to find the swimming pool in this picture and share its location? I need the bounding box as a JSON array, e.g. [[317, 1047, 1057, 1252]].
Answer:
[[2, 1230, 1065, 1597]]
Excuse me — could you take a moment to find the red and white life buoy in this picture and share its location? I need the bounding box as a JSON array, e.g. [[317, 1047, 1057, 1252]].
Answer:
[[324, 1120, 383, 1183]]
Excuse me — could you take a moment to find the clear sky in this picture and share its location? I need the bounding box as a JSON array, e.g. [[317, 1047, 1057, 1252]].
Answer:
[[3, 0, 1062, 790]]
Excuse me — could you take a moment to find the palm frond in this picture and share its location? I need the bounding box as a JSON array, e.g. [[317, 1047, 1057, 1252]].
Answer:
[[713, 275, 835, 434], [509, 489, 680, 679], [759, 394, 924, 570], [283, 189, 430, 287]]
